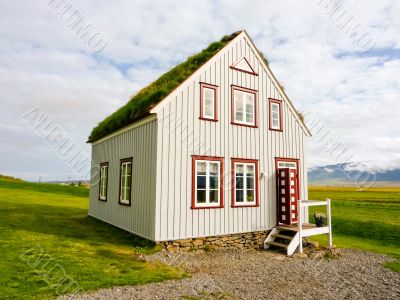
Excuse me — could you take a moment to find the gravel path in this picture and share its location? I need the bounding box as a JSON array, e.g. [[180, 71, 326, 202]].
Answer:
[[61, 248, 400, 300]]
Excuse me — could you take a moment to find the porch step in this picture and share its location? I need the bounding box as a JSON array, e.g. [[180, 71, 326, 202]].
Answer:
[[276, 225, 298, 232], [271, 233, 293, 240], [266, 241, 288, 248]]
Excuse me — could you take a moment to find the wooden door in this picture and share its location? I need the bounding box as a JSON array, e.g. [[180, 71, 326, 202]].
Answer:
[[277, 168, 298, 225]]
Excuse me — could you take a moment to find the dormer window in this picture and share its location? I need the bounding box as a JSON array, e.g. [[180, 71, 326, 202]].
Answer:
[[200, 83, 218, 122]]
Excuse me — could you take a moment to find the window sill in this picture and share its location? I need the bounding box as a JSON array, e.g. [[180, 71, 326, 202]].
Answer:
[[191, 204, 224, 209], [118, 201, 131, 206], [199, 117, 218, 122], [231, 121, 258, 128], [231, 203, 259, 208], [269, 128, 283, 132]]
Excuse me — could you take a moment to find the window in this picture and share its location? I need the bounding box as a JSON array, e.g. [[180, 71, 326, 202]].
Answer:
[[278, 161, 297, 169], [232, 159, 259, 207], [200, 83, 218, 121], [269, 99, 282, 131], [98, 162, 108, 201], [231, 86, 257, 127], [119, 158, 132, 205], [192, 156, 224, 208]]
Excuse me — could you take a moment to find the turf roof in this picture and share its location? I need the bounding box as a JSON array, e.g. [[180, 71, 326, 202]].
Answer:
[[88, 31, 243, 143]]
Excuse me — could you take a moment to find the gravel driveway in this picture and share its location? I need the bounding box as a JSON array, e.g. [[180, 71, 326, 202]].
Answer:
[[61, 248, 400, 300]]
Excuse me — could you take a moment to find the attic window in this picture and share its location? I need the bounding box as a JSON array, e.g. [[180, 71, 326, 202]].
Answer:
[[200, 83, 218, 121], [269, 99, 282, 131], [231, 85, 257, 127], [230, 57, 258, 75]]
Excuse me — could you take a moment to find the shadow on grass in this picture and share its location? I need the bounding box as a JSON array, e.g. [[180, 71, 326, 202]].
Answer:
[[0, 202, 156, 251]]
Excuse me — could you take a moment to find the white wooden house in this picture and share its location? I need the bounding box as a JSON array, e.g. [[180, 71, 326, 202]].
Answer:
[[88, 31, 324, 253]]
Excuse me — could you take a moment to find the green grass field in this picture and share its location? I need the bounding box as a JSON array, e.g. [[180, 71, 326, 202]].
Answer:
[[0, 178, 185, 300], [1, 176, 399, 299], [308, 186, 400, 271]]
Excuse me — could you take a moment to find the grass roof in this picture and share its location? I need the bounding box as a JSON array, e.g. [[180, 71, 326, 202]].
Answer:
[[88, 31, 242, 143]]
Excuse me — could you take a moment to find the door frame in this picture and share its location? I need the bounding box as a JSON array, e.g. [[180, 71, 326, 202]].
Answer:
[[275, 157, 301, 225]]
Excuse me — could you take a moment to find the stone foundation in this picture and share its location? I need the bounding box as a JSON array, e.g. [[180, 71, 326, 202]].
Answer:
[[158, 231, 270, 252]]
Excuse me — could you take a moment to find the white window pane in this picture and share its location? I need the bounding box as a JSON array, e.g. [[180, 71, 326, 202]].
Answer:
[[210, 162, 219, 174], [236, 164, 244, 174], [273, 120, 279, 127], [246, 164, 254, 174], [246, 112, 254, 123], [235, 111, 243, 121], [204, 99, 213, 116], [197, 162, 206, 174], [245, 98, 253, 112], [204, 88, 214, 100], [235, 91, 244, 107], [195, 159, 221, 206]]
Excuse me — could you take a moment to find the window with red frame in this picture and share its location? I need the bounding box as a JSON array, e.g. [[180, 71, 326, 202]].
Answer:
[[192, 156, 224, 208], [232, 159, 259, 207], [269, 99, 282, 131], [232, 86, 257, 127], [200, 83, 218, 121]]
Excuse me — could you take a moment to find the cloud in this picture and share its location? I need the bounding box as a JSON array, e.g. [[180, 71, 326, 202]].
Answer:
[[0, 0, 399, 180]]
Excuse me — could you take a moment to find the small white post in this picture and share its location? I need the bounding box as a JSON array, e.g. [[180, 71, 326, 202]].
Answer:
[[327, 198, 332, 247], [298, 200, 303, 253]]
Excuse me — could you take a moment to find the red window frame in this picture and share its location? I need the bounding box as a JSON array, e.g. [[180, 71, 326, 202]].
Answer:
[[199, 82, 218, 122], [191, 155, 224, 209], [231, 158, 259, 208], [231, 85, 258, 128], [269, 98, 283, 131], [98, 162, 109, 201]]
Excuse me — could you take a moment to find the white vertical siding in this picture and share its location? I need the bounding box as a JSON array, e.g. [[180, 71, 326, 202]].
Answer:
[[89, 119, 157, 240], [153, 34, 308, 241]]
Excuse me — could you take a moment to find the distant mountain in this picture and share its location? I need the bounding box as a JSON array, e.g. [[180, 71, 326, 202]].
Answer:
[[308, 161, 400, 186]]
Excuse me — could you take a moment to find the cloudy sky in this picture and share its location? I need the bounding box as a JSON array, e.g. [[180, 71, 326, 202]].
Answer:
[[1, 0, 399, 181]]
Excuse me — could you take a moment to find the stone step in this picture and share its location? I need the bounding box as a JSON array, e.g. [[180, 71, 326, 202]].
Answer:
[[271, 233, 293, 241], [266, 241, 288, 248]]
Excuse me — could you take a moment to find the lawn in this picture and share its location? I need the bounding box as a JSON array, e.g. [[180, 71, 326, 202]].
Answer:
[[0, 178, 185, 300], [308, 186, 400, 271]]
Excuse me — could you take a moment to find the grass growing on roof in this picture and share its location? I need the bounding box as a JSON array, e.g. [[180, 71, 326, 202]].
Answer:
[[88, 32, 242, 143]]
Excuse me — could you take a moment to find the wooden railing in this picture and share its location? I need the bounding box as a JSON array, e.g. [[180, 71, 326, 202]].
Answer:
[[297, 198, 332, 253]]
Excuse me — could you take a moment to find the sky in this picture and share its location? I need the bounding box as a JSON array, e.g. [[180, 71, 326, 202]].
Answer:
[[0, 0, 399, 181]]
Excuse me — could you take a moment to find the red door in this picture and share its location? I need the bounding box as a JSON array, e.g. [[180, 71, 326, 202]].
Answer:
[[277, 168, 298, 225]]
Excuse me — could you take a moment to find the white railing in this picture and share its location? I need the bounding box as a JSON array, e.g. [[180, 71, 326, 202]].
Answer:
[[297, 198, 332, 253]]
